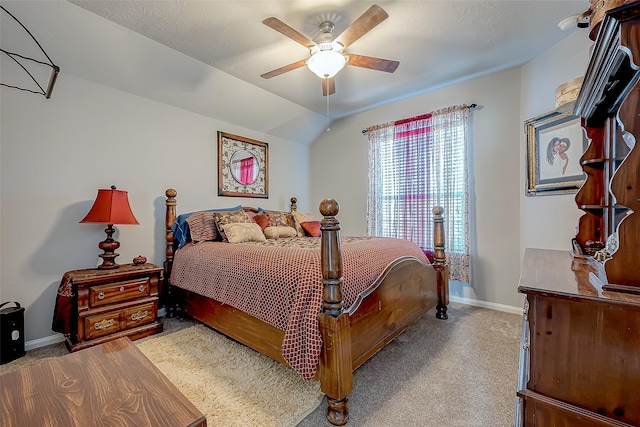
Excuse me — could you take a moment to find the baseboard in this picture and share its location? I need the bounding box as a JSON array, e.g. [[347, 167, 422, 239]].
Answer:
[[450, 295, 523, 315], [25, 333, 65, 351]]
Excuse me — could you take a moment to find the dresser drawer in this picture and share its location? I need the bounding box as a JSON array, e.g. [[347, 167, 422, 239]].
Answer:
[[90, 278, 150, 307], [85, 311, 121, 339], [124, 302, 156, 329]]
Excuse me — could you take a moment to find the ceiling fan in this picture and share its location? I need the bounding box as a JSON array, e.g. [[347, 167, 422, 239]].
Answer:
[[260, 4, 399, 96]]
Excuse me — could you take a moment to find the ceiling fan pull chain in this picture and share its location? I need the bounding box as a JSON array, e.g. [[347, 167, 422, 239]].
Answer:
[[326, 78, 331, 132]]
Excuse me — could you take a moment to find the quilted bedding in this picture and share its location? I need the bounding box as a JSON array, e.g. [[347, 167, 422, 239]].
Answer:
[[169, 235, 430, 380]]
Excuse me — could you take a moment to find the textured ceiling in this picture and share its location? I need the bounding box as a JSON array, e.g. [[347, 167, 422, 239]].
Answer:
[[67, 1, 588, 119]]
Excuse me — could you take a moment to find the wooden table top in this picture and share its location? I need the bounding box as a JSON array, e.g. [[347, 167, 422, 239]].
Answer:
[[1, 337, 206, 427]]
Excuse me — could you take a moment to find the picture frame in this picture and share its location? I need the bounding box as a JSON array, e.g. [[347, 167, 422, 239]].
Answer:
[[525, 105, 587, 196], [218, 131, 269, 198]]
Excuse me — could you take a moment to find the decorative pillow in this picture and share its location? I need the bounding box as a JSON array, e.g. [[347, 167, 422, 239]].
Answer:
[[221, 223, 266, 243], [300, 221, 322, 237], [186, 211, 217, 243], [292, 211, 316, 237], [263, 225, 297, 239], [261, 210, 296, 229], [253, 212, 275, 231], [212, 209, 253, 242], [171, 205, 242, 248]]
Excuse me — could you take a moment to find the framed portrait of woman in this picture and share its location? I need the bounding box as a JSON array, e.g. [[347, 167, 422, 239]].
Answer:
[[525, 105, 587, 196]]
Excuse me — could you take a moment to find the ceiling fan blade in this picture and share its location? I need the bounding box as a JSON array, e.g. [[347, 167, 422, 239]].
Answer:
[[262, 17, 316, 48], [335, 5, 388, 48], [261, 59, 307, 79], [346, 53, 399, 73], [322, 78, 336, 96]]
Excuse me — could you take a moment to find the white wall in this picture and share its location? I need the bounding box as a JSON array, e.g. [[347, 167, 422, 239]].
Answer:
[[310, 69, 524, 311], [520, 31, 592, 257], [1, 0, 594, 346], [0, 3, 313, 345], [310, 29, 593, 312]]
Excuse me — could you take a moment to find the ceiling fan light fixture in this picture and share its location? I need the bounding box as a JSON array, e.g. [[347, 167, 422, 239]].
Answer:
[[307, 50, 346, 79]]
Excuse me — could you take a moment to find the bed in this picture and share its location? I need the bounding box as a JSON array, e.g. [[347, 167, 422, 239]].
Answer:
[[163, 189, 449, 425]]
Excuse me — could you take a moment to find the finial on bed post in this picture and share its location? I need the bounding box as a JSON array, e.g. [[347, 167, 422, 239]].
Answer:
[[164, 188, 177, 318], [433, 206, 449, 320], [290, 197, 298, 212], [318, 198, 352, 426]]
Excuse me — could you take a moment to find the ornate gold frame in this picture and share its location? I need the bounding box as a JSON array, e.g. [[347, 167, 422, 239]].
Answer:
[[217, 131, 269, 198]]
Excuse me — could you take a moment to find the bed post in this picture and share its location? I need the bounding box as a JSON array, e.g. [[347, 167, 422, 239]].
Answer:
[[318, 198, 352, 426], [290, 196, 297, 212], [164, 188, 177, 318], [433, 206, 449, 320]]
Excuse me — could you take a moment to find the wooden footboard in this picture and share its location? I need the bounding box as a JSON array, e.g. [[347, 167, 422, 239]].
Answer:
[[163, 189, 448, 426]]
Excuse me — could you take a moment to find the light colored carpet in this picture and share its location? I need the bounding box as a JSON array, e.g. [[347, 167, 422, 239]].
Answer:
[[298, 302, 522, 426], [2, 303, 522, 426], [0, 322, 324, 427], [136, 324, 324, 427]]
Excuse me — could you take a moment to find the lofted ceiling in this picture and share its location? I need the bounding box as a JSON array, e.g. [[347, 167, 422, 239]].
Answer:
[[65, 1, 589, 120]]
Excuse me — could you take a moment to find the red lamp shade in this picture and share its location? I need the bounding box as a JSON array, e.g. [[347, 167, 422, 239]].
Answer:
[[80, 187, 139, 225], [81, 186, 138, 269]]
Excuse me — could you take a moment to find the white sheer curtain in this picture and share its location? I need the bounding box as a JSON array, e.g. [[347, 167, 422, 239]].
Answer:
[[366, 105, 470, 283]]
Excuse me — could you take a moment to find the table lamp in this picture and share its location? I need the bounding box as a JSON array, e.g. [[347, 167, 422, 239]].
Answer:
[[80, 185, 139, 269]]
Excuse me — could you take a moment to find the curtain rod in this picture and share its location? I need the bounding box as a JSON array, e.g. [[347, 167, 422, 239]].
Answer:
[[361, 103, 477, 134]]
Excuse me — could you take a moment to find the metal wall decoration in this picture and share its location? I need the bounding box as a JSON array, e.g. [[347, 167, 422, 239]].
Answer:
[[1, 6, 60, 98]]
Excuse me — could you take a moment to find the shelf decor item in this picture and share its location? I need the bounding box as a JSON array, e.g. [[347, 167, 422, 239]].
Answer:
[[80, 185, 139, 269]]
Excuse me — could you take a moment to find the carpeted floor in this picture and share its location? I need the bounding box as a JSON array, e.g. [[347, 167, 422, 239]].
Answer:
[[298, 302, 522, 427], [137, 324, 324, 427], [1, 302, 522, 427]]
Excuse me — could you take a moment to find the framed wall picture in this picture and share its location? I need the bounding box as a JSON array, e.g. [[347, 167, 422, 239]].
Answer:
[[525, 106, 587, 196], [218, 131, 268, 198]]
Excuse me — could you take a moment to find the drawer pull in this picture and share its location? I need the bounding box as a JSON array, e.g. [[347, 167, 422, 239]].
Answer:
[[131, 310, 149, 321], [138, 285, 146, 292], [120, 286, 125, 292], [97, 292, 105, 300], [94, 319, 114, 330]]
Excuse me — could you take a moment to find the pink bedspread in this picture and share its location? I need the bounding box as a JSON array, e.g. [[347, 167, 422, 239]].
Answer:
[[169, 236, 429, 380]]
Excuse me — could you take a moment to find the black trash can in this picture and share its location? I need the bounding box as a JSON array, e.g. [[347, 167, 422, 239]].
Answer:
[[0, 301, 26, 365]]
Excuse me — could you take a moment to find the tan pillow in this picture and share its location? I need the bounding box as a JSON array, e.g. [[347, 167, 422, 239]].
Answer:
[[212, 209, 253, 242], [186, 211, 218, 242], [292, 211, 316, 237], [263, 226, 297, 239], [221, 223, 266, 243]]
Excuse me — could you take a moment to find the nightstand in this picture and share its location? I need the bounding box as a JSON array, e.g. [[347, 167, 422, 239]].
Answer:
[[53, 263, 163, 352]]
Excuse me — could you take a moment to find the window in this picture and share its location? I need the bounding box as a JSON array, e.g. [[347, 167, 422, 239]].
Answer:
[[366, 105, 470, 282]]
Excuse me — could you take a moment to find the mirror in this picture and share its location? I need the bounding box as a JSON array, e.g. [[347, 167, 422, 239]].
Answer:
[[218, 132, 269, 198], [230, 150, 259, 185]]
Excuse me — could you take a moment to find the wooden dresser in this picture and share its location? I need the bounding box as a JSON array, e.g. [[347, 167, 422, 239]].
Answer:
[[516, 248, 640, 426]]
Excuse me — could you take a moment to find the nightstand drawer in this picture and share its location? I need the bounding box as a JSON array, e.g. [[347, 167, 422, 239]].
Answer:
[[124, 302, 156, 329], [90, 278, 150, 307], [85, 311, 121, 339]]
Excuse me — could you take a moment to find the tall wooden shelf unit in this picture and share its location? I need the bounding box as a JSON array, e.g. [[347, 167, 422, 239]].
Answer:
[[516, 3, 640, 427], [573, 3, 640, 293]]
